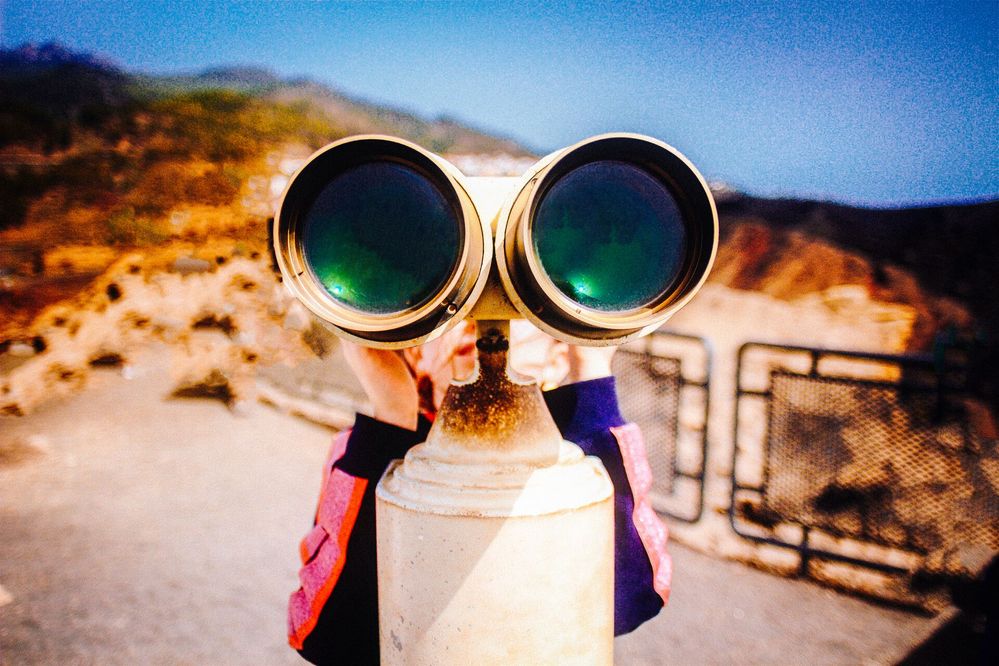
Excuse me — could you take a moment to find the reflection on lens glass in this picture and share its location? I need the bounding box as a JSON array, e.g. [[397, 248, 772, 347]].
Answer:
[[302, 162, 460, 314], [533, 160, 687, 312]]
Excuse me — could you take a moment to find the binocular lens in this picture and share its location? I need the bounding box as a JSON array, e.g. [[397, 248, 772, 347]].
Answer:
[[274, 135, 489, 348], [532, 160, 686, 312], [497, 133, 717, 345], [276, 133, 713, 349], [302, 162, 461, 314]]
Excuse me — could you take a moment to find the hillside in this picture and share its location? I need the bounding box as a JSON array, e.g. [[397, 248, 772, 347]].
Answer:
[[0, 43, 533, 337], [711, 196, 998, 399], [140, 65, 533, 156], [714, 196, 997, 340], [1, 43, 997, 405], [0, 43, 529, 234]]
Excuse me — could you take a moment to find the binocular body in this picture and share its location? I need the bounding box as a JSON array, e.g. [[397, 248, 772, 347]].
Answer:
[[273, 133, 718, 348], [271, 132, 714, 663]]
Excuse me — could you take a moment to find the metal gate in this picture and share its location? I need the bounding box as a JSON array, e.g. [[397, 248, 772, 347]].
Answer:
[[731, 342, 998, 580], [612, 331, 711, 523]]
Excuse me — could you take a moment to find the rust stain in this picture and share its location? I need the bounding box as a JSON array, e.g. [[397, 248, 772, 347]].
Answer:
[[426, 324, 562, 461]]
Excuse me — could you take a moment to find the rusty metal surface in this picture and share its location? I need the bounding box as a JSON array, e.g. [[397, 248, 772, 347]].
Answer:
[[425, 322, 562, 465]]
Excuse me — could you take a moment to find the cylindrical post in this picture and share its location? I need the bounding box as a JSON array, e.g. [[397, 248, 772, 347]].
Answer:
[[375, 321, 614, 665]]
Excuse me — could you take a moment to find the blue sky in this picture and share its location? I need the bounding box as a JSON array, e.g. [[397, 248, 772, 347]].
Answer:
[[3, 0, 997, 206]]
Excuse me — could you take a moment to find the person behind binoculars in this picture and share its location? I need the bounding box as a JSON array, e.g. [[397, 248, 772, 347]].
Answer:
[[287, 320, 671, 664]]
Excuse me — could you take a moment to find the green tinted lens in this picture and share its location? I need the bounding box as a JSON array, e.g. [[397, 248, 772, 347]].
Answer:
[[532, 160, 687, 312], [302, 162, 461, 314]]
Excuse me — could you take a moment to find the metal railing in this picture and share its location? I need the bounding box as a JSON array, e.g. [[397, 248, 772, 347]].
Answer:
[[613, 331, 711, 523], [730, 341, 997, 580]]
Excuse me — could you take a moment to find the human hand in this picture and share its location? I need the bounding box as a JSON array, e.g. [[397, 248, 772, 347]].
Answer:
[[341, 344, 419, 430], [342, 321, 477, 429], [343, 319, 617, 427], [403, 320, 477, 414]]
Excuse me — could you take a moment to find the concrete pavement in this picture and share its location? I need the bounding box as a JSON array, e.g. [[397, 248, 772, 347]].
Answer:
[[0, 354, 939, 664]]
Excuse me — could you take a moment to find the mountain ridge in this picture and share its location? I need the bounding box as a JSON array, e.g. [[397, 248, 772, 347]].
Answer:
[[1, 43, 997, 403], [1, 43, 535, 157]]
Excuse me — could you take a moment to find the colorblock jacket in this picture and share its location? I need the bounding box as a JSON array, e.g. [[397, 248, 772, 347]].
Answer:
[[288, 376, 671, 665]]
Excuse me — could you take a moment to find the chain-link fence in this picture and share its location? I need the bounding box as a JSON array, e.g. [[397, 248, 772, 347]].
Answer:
[[731, 342, 998, 582], [613, 331, 711, 522]]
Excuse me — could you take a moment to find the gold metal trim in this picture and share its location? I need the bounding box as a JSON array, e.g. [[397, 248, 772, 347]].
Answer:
[[273, 135, 491, 349], [495, 133, 718, 346]]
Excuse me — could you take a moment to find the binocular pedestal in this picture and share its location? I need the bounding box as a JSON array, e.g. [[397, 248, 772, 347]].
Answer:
[[375, 322, 614, 665]]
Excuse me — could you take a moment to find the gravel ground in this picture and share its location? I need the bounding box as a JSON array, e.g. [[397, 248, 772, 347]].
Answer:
[[0, 352, 938, 665]]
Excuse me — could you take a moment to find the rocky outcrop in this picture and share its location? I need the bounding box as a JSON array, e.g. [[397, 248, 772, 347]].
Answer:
[[0, 243, 319, 416], [710, 221, 971, 352]]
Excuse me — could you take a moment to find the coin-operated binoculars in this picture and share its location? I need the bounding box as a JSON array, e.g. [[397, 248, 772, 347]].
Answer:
[[274, 133, 717, 665]]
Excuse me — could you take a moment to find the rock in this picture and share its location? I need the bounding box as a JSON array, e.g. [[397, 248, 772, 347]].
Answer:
[[0, 583, 13, 607], [8, 343, 35, 358], [172, 368, 235, 405], [283, 302, 310, 332], [26, 434, 50, 453], [171, 256, 214, 275], [42, 245, 118, 276]]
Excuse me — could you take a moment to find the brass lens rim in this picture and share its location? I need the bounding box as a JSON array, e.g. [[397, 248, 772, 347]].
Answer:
[[273, 135, 490, 348], [498, 133, 718, 344]]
